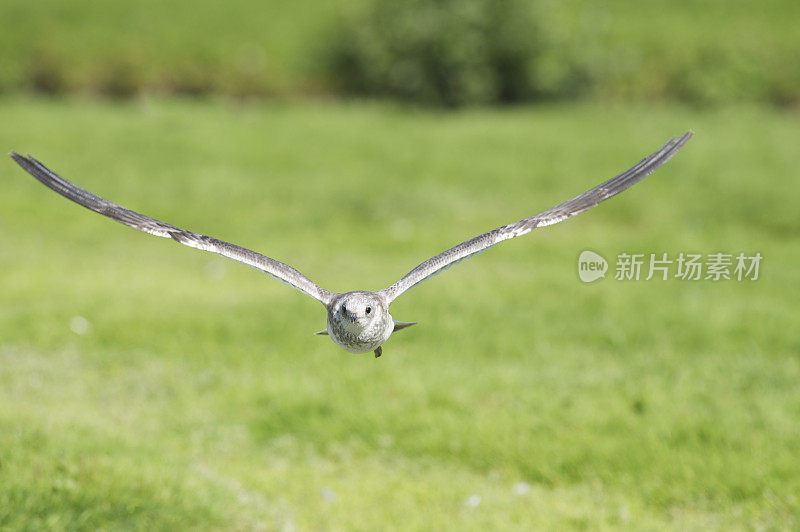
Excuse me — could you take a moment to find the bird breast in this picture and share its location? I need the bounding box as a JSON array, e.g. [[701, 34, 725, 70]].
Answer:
[[328, 313, 393, 354]]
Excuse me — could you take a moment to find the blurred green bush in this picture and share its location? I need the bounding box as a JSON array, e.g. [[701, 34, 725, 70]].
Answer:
[[321, 0, 574, 106], [319, 0, 800, 107]]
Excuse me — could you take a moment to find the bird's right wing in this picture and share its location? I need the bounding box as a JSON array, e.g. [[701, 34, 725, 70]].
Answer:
[[10, 153, 334, 305], [379, 132, 693, 303]]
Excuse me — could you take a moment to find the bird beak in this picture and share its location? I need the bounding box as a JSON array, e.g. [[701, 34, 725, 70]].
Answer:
[[349, 314, 357, 323]]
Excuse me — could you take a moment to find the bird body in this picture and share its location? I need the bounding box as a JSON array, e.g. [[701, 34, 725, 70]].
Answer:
[[10, 131, 692, 357], [326, 291, 395, 356]]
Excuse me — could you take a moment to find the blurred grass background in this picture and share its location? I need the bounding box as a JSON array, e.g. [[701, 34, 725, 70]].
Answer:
[[1, 0, 799, 530], [1, 0, 799, 106]]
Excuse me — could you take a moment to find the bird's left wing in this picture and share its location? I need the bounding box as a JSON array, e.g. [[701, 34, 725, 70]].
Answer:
[[10, 153, 334, 305], [379, 131, 692, 303]]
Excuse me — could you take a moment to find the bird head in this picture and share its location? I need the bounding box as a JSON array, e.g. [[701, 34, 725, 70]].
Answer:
[[336, 291, 386, 330]]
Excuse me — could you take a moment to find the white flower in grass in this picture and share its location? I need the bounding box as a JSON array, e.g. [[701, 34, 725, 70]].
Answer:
[[321, 487, 337, 503], [70, 316, 90, 335], [514, 481, 531, 495], [465, 494, 481, 508]]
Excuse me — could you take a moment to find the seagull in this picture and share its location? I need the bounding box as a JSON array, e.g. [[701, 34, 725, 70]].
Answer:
[[10, 131, 691, 358]]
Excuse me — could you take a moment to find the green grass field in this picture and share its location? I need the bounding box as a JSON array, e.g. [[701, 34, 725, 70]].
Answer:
[[1, 97, 798, 529]]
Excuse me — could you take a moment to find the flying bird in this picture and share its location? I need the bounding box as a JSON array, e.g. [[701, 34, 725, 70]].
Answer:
[[10, 132, 692, 358]]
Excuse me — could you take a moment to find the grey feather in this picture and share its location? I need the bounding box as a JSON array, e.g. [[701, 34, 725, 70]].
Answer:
[[379, 131, 693, 302], [9, 153, 333, 305], [393, 320, 417, 332]]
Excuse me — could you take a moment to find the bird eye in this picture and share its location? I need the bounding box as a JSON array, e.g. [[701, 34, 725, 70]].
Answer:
[[341, 304, 347, 313], [366, 307, 371, 314]]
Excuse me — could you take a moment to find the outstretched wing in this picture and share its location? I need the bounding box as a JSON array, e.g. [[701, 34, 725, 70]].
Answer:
[[10, 153, 334, 305], [380, 131, 693, 303]]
